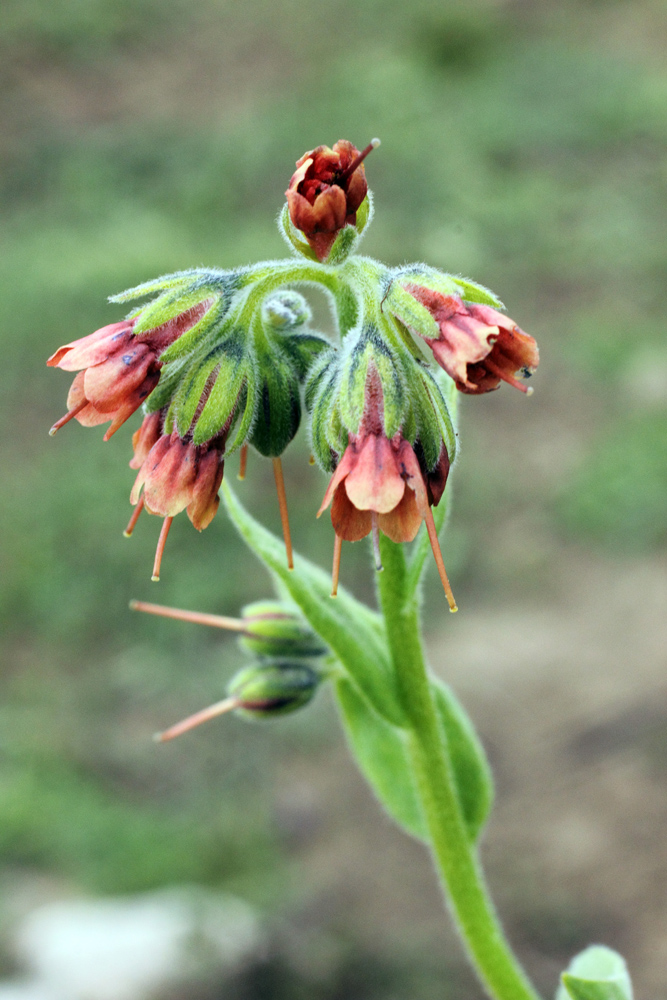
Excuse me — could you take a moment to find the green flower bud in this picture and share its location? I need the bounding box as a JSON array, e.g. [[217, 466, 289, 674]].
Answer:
[[262, 290, 312, 330], [238, 601, 328, 659], [249, 313, 331, 458], [228, 660, 322, 720]]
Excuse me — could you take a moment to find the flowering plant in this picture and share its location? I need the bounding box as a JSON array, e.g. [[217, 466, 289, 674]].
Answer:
[[47, 139, 632, 1000]]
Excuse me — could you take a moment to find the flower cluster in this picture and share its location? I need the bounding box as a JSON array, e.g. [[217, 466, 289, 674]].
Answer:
[[47, 138, 539, 607]]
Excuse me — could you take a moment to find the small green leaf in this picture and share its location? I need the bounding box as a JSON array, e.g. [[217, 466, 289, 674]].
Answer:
[[221, 484, 404, 726], [278, 204, 319, 261], [432, 679, 493, 840], [557, 946, 633, 1000], [159, 298, 226, 364], [355, 190, 373, 235], [132, 287, 218, 336], [451, 275, 503, 308], [336, 677, 493, 842], [108, 271, 193, 303], [336, 678, 426, 840], [384, 283, 440, 340], [326, 225, 359, 266]]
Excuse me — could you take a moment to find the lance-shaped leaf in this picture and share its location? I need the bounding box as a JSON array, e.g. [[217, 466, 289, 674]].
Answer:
[[279, 331, 333, 381], [557, 947, 633, 1000], [250, 343, 302, 458], [278, 204, 319, 261], [221, 484, 404, 726], [384, 282, 441, 341], [420, 367, 458, 465], [355, 190, 373, 236], [335, 676, 493, 842], [326, 225, 359, 266], [337, 325, 406, 438], [108, 270, 198, 304], [191, 330, 256, 447], [132, 287, 218, 337], [158, 296, 227, 364]]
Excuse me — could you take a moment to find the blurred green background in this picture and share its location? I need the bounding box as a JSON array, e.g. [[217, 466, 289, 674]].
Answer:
[[2, 0, 667, 997]]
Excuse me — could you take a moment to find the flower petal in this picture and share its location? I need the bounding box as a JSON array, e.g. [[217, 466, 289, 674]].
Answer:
[[331, 483, 372, 542], [49, 323, 133, 370], [344, 434, 405, 514], [378, 489, 422, 543], [83, 343, 154, 411], [187, 448, 225, 530]]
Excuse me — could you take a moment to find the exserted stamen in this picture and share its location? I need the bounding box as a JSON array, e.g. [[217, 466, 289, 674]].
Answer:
[[155, 696, 239, 742], [123, 496, 145, 538], [48, 399, 88, 436], [423, 507, 458, 613], [483, 357, 534, 395], [331, 533, 343, 598], [130, 599, 246, 631], [337, 138, 381, 184], [272, 457, 294, 570], [371, 512, 383, 572], [238, 443, 248, 481], [151, 516, 173, 582]]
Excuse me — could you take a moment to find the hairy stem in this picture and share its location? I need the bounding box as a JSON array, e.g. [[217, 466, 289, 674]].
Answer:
[[377, 536, 541, 1000]]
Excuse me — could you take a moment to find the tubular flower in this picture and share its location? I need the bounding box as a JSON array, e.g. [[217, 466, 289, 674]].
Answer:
[[286, 140, 377, 261], [401, 285, 539, 395], [317, 406, 456, 611], [127, 419, 226, 581], [47, 304, 211, 439]]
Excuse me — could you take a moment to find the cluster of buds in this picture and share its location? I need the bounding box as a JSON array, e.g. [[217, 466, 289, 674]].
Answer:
[[47, 137, 539, 610], [48, 269, 330, 578], [129, 599, 328, 738]]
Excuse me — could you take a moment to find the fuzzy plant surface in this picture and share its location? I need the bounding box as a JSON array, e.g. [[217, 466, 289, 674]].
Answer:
[[47, 138, 632, 1000]]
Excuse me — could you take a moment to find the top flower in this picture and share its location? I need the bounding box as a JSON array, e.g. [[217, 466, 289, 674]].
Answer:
[[285, 139, 378, 261]]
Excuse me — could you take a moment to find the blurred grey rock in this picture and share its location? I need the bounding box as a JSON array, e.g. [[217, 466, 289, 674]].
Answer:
[[0, 985, 64, 1000], [11, 887, 263, 1000]]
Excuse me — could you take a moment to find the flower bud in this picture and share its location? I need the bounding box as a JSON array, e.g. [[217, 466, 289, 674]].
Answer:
[[284, 139, 379, 262], [238, 601, 328, 659], [262, 291, 312, 331], [228, 661, 322, 720]]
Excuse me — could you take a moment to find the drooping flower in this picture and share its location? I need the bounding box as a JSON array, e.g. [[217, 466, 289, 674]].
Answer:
[[47, 304, 211, 439], [126, 417, 226, 581], [286, 139, 378, 261], [400, 285, 539, 395], [317, 378, 456, 611]]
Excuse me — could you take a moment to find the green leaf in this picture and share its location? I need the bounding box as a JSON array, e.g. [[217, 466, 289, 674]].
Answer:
[[132, 286, 219, 335], [451, 275, 503, 308], [108, 271, 194, 303], [336, 678, 426, 839], [384, 282, 440, 340], [355, 190, 374, 235], [278, 204, 319, 261], [158, 298, 226, 364], [432, 679, 493, 840], [221, 484, 404, 726], [326, 225, 359, 266], [557, 946, 633, 1000], [335, 676, 493, 842]]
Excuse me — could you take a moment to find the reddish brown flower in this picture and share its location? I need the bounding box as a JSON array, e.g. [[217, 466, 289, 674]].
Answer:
[[127, 422, 226, 581], [47, 304, 211, 439], [318, 415, 456, 610], [286, 139, 378, 261], [402, 285, 539, 395]]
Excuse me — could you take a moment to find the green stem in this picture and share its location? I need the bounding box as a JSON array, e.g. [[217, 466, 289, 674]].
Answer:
[[377, 536, 541, 1000]]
